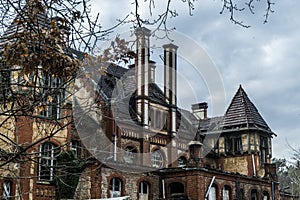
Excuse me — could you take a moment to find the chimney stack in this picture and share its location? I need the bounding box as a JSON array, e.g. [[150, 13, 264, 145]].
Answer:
[[188, 131, 202, 165], [192, 102, 208, 120], [135, 27, 151, 128], [149, 60, 156, 83], [163, 43, 178, 137]]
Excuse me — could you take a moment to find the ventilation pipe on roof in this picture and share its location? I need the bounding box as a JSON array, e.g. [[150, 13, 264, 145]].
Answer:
[[163, 44, 178, 137], [135, 27, 151, 128]]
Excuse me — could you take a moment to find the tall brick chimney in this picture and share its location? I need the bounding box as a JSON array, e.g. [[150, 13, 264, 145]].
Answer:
[[163, 44, 178, 137], [135, 27, 151, 128]]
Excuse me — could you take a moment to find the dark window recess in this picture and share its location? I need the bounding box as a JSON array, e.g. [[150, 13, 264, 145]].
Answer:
[[169, 182, 184, 194], [260, 136, 268, 166], [250, 189, 258, 200], [225, 137, 242, 154]]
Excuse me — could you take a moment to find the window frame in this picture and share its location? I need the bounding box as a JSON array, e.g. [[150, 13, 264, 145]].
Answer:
[[222, 185, 231, 200], [225, 136, 243, 155], [124, 146, 137, 164], [109, 177, 122, 198], [260, 136, 268, 166], [2, 180, 12, 200], [40, 74, 64, 120], [151, 150, 164, 168], [38, 142, 58, 182]]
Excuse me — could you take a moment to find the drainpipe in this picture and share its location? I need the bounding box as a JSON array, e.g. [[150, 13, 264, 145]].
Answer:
[[162, 179, 166, 199], [113, 134, 117, 161], [271, 181, 275, 200], [252, 154, 256, 176], [205, 176, 216, 200]]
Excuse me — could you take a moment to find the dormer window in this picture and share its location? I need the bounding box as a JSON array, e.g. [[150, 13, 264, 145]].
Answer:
[[149, 107, 167, 131]]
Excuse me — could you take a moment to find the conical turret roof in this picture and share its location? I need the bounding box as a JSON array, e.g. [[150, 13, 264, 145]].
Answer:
[[222, 85, 271, 131]]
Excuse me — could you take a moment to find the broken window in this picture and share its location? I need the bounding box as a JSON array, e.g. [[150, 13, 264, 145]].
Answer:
[[2, 180, 12, 200], [222, 185, 230, 200], [110, 177, 122, 198], [139, 181, 149, 200], [208, 184, 217, 200], [169, 182, 184, 195], [38, 142, 58, 181], [151, 150, 164, 168], [260, 136, 268, 166], [225, 137, 242, 154], [263, 191, 269, 200], [124, 146, 137, 164], [250, 189, 258, 200]]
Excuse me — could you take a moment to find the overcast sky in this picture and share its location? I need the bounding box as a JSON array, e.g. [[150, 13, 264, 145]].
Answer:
[[91, 0, 300, 161]]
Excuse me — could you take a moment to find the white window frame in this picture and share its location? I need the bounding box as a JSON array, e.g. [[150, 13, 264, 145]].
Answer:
[[40, 75, 63, 120], [38, 143, 57, 181], [110, 178, 122, 198], [139, 181, 149, 200], [2, 180, 12, 200]]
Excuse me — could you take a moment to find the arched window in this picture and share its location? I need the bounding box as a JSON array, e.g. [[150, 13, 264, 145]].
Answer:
[[2, 180, 12, 200], [139, 181, 149, 200], [178, 156, 187, 167], [250, 189, 258, 200], [38, 142, 58, 181], [151, 150, 164, 168], [109, 177, 122, 198], [263, 191, 269, 200], [208, 184, 217, 200], [124, 146, 137, 163], [222, 185, 231, 200]]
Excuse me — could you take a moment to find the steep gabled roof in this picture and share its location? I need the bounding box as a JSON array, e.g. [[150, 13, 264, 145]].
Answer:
[[0, 8, 49, 50], [222, 85, 270, 131]]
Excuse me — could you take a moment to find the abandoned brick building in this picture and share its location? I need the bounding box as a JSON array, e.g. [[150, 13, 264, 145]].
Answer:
[[70, 28, 279, 200], [0, 6, 284, 200]]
